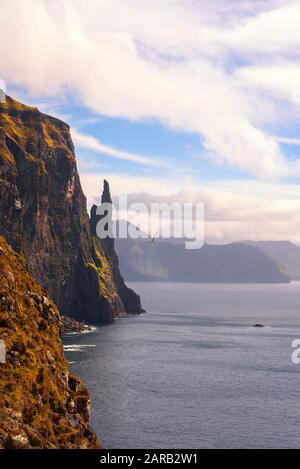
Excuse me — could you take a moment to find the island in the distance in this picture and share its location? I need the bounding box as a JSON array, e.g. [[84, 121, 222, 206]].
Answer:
[[116, 233, 290, 283]]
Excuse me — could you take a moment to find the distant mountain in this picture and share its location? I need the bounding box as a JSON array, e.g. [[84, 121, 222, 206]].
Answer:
[[115, 234, 290, 283], [242, 241, 300, 280]]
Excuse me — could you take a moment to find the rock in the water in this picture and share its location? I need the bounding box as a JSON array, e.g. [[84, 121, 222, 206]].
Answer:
[[61, 315, 92, 334]]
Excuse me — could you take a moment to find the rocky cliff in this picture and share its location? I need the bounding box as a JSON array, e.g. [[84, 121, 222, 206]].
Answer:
[[0, 95, 143, 323], [91, 180, 145, 314], [0, 236, 99, 448]]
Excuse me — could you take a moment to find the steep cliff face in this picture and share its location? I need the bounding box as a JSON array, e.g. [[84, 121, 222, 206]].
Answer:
[[0, 95, 143, 323], [91, 180, 144, 314], [0, 236, 99, 448]]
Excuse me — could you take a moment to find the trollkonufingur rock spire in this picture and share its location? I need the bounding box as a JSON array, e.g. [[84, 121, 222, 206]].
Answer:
[[91, 179, 144, 315], [101, 179, 112, 204]]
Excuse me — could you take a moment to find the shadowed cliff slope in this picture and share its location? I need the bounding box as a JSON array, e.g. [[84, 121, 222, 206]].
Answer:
[[91, 180, 144, 314], [0, 95, 142, 323], [0, 236, 99, 448], [243, 240, 300, 280]]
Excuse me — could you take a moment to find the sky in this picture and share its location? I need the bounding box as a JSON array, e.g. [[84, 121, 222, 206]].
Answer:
[[2, 0, 300, 243]]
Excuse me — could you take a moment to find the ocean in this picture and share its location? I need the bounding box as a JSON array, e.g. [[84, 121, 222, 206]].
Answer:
[[64, 282, 300, 448]]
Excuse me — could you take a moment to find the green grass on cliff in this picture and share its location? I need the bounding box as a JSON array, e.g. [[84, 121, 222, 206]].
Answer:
[[0, 236, 100, 448]]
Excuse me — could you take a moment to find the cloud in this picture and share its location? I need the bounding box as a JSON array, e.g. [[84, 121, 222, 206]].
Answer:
[[71, 128, 164, 167], [221, 2, 300, 55], [275, 136, 300, 146], [234, 64, 300, 102], [1, 0, 300, 178], [80, 173, 182, 208], [85, 173, 300, 244]]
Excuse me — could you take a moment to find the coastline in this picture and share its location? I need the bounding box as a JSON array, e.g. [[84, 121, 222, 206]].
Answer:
[[61, 316, 99, 335]]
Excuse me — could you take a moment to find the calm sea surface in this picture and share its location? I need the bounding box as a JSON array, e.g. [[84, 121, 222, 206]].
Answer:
[[64, 282, 300, 448]]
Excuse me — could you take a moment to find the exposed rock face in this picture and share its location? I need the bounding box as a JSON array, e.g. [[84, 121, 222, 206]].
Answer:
[[0, 95, 143, 323], [90, 180, 144, 314], [0, 236, 99, 448], [61, 316, 93, 334]]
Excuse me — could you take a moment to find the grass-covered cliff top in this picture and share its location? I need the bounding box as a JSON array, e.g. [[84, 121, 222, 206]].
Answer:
[[0, 236, 99, 448], [0, 95, 73, 164]]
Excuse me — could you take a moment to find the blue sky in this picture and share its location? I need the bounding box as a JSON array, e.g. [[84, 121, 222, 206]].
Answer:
[[73, 111, 260, 182], [10, 84, 257, 185], [2, 0, 300, 243]]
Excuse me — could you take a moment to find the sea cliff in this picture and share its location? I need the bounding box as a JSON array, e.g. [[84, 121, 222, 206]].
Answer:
[[0, 236, 99, 448], [0, 95, 143, 323]]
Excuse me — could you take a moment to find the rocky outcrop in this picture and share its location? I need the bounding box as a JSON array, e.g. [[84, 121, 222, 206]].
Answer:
[[0, 95, 143, 323], [0, 236, 99, 448], [90, 180, 144, 314], [61, 316, 93, 335]]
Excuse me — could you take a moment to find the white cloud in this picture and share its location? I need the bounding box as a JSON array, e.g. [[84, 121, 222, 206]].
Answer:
[[275, 136, 300, 146], [85, 174, 300, 244], [222, 2, 300, 55], [71, 129, 164, 167], [234, 64, 300, 102], [1, 0, 300, 178]]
